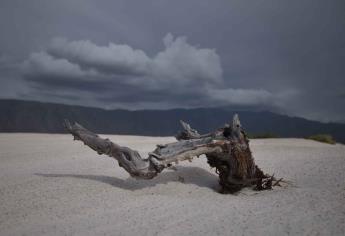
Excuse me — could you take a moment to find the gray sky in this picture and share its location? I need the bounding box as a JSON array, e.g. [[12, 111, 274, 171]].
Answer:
[[0, 0, 344, 122]]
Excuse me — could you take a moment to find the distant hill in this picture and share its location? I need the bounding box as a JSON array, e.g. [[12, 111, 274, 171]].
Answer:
[[1, 99, 345, 143]]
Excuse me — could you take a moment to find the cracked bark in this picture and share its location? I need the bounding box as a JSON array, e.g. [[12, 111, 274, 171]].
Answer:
[[64, 114, 276, 193]]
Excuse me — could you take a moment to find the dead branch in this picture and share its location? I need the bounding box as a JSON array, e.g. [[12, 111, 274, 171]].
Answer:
[[64, 114, 280, 193]]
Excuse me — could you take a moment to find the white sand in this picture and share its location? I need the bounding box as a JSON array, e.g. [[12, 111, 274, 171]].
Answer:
[[0, 134, 344, 236]]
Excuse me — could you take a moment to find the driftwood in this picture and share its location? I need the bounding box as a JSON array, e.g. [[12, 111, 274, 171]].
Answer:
[[64, 114, 278, 193]]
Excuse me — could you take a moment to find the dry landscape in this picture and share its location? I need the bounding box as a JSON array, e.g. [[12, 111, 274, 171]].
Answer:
[[0, 133, 344, 235]]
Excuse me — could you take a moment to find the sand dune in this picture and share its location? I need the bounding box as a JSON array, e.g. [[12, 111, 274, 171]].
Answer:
[[0, 134, 344, 235]]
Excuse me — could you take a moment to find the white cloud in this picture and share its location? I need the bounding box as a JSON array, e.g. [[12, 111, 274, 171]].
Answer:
[[23, 52, 99, 80], [42, 34, 222, 88], [48, 38, 151, 76], [151, 33, 223, 87]]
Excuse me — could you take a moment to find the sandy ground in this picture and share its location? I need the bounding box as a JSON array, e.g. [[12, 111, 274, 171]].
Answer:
[[0, 134, 344, 236]]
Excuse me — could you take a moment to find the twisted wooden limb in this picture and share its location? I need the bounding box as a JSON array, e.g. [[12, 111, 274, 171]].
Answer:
[[63, 120, 223, 179], [64, 120, 158, 179], [64, 114, 279, 193]]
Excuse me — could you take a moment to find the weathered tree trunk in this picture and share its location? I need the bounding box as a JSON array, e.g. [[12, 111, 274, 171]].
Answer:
[[64, 114, 277, 193]]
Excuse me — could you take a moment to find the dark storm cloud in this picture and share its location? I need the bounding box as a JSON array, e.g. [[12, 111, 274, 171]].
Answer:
[[0, 0, 344, 121], [22, 34, 281, 109]]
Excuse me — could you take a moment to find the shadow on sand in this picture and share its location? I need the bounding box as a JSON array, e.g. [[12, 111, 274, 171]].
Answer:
[[35, 166, 219, 191]]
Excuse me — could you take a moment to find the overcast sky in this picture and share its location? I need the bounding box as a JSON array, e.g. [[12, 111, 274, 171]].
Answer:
[[0, 0, 344, 122]]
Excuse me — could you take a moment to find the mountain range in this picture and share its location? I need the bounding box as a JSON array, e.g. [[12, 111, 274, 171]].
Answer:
[[1, 99, 344, 143]]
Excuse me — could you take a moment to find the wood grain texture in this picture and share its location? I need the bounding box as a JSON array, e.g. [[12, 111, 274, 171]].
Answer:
[[64, 114, 277, 193]]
